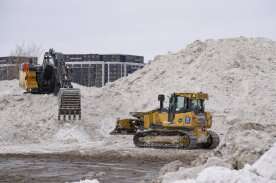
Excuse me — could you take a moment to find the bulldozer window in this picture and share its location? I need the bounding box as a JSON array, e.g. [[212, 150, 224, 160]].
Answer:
[[176, 96, 186, 112], [190, 99, 204, 112]]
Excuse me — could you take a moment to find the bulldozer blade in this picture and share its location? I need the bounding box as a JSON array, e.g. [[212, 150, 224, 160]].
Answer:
[[109, 118, 142, 135], [110, 128, 137, 135]]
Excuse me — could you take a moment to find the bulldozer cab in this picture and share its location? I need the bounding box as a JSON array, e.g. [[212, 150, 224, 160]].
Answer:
[[165, 92, 208, 121]]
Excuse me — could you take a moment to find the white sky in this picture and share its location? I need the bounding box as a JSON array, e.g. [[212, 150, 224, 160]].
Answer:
[[0, 0, 275, 61]]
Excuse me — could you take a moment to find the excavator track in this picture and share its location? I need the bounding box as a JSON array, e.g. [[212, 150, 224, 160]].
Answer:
[[133, 130, 198, 149], [58, 88, 81, 120]]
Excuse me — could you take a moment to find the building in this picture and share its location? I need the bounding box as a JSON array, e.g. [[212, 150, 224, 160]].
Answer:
[[0, 53, 144, 87], [0, 56, 38, 80], [64, 54, 144, 87]]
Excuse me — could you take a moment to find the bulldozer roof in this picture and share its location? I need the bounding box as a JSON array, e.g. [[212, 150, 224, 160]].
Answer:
[[174, 92, 208, 100]]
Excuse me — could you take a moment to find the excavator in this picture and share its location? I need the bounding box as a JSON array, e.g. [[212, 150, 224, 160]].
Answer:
[[110, 92, 219, 149], [19, 49, 81, 120]]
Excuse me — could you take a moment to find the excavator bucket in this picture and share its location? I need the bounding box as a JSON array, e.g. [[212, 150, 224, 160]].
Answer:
[[58, 88, 81, 120]]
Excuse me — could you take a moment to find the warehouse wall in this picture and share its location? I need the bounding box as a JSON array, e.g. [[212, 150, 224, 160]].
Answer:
[[66, 62, 144, 87], [0, 56, 37, 80], [64, 53, 144, 87]]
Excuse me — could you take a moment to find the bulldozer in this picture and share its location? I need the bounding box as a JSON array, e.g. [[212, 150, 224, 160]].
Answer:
[[110, 92, 219, 149], [19, 49, 81, 120]]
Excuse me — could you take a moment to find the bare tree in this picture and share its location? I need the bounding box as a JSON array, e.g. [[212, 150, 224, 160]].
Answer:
[[10, 42, 43, 58]]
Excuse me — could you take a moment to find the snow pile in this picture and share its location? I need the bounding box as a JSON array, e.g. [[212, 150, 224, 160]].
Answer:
[[216, 122, 276, 168], [0, 37, 276, 165], [157, 157, 232, 182], [0, 80, 24, 96], [72, 179, 99, 183], [161, 143, 276, 183], [54, 125, 91, 144], [0, 84, 58, 145], [252, 142, 276, 180]]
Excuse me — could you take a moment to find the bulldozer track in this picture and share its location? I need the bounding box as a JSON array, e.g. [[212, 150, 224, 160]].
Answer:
[[133, 130, 198, 149]]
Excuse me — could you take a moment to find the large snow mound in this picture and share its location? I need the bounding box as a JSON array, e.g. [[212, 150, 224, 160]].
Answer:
[[0, 37, 276, 164], [161, 143, 276, 183]]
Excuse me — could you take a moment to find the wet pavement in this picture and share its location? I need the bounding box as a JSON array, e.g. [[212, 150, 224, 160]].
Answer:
[[0, 156, 166, 183]]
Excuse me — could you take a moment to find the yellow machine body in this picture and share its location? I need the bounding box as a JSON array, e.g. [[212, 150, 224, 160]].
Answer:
[[19, 63, 39, 92], [142, 111, 212, 131]]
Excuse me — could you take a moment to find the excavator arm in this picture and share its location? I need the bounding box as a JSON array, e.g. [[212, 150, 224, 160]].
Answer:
[[43, 49, 81, 120], [27, 49, 81, 120]]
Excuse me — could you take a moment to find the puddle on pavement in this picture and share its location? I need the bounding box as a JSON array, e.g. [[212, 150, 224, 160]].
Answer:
[[0, 156, 167, 183]]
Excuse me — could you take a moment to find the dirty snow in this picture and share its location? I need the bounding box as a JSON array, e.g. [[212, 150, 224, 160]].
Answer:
[[0, 37, 276, 180], [72, 179, 99, 183], [160, 143, 276, 183]]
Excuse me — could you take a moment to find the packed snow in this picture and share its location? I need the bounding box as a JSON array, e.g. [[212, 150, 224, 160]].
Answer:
[[0, 37, 276, 181], [72, 179, 99, 183], [160, 143, 276, 183]]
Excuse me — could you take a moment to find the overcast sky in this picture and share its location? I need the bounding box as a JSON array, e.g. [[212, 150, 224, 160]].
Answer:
[[0, 0, 275, 61]]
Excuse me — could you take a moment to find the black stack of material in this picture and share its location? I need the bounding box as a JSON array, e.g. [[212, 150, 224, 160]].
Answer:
[[64, 54, 101, 62]]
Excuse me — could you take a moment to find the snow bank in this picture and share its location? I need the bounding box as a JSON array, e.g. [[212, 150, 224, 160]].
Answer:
[[174, 166, 275, 183], [161, 143, 276, 183], [252, 143, 276, 180], [158, 157, 232, 182], [54, 125, 91, 144], [72, 179, 99, 183], [0, 79, 24, 96]]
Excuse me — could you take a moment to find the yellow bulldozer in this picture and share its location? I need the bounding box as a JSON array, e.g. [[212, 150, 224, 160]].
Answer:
[[110, 92, 219, 149]]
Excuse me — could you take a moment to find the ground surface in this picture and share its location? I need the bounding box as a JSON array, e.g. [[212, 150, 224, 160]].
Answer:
[[0, 155, 165, 183]]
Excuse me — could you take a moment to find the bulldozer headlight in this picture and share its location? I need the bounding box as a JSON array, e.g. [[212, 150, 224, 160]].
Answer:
[[185, 117, 191, 123]]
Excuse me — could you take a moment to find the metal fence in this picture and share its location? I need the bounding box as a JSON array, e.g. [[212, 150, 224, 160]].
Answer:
[[66, 61, 144, 87], [0, 56, 38, 81], [0, 64, 18, 80]]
